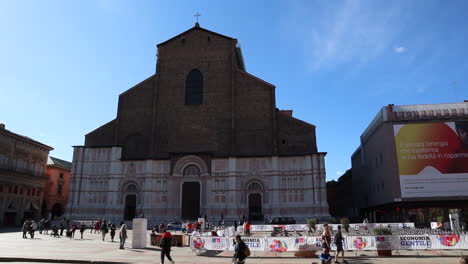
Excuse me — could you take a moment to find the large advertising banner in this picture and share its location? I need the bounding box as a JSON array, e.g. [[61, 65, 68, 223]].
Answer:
[[394, 122, 468, 198]]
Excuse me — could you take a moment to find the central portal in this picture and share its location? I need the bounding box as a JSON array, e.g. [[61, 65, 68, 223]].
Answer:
[[182, 182, 200, 220], [248, 193, 263, 221], [124, 194, 136, 220]]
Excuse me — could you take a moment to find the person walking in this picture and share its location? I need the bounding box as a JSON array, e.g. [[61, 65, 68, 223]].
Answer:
[[38, 218, 45, 234], [80, 223, 86, 239], [159, 229, 175, 264], [71, 223, 77, 238], [30, 220, 37, 238], [110, 223, 116, 242], [101, 221, 108, 241], [95, 220, 101, 234], [60, 219, 66, 236], [232, 234, 249, 264], [322, 224, 332, 251], [119, 222, 127, 249], [44, 219, 50, 234], [334, 225, 347, 263], [21, 219, 30, 239]]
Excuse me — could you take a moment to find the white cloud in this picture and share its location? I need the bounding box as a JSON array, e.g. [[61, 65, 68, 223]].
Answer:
[[394, 46, 406, 53], [336, 171, 343, 176], [287, 1, 410, 71]]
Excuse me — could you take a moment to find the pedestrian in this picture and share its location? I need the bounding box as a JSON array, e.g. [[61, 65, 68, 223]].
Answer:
[[159, 229, 175, 264], [334, 225, 347, 263], [38, 218, 45, 234], [80, 223, 86, 239], [30, 220, 37, 238], [119, 222, 127, 249], [102, 221, 108, 241], [71, 223, 77, 238], [110, 223, 116, 242], [159, 222, 165, 233], [244, 221, 251, 236], [232, 234, 249, 264], [322, 224, 332, 251], [234, 220, 238, 233], [320, 248, 333, 264], [60, 219, 65, 236], [21, 219, 30, 239], [44, 219, 50, 234], [95, 220, 101, 234]]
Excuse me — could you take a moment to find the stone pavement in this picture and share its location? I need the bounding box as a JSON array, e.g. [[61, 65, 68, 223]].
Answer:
[[0, 228, 467, 264]]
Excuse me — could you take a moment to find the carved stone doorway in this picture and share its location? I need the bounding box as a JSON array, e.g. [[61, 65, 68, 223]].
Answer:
[[248, 193, 263, 221], [124, 194, 137, 220], [182, 182, 200, 220]]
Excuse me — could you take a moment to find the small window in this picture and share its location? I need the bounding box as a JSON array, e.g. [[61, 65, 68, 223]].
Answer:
[[185, 69, 203, 105], [59, 173, 64, 179], [57, 184, 63, 195]]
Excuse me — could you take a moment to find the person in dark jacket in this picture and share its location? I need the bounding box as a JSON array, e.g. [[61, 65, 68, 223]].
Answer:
[[159, 229, 175, 264], [80, 223, 86, 239], [110, 223, 116, 242], [232, 235, 248, 264]]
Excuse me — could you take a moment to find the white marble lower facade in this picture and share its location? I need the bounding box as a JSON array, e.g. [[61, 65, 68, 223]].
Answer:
[[66, 147, 330, 225]]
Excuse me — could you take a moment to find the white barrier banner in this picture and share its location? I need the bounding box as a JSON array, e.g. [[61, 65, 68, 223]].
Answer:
[[396, 235, 432, 250], [430, 234, 468, 250], [191, 234, 468, 252], [264, 236, 318, 252], [191, 236, 228, 251], [227, 237, 267, 252], [346, 236, 377, 250]]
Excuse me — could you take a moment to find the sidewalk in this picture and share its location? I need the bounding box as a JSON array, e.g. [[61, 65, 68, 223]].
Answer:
[[0, 229, 466, 264]]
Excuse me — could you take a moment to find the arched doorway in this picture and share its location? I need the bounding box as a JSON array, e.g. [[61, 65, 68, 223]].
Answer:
[[123, 183, 138, 220], [182, 182, 200, 220], [124, 194, 137, 220], [247, 182, 263, 221]]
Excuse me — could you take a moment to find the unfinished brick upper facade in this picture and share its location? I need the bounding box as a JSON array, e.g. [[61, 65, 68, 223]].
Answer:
[[85, 25, 317, 159]]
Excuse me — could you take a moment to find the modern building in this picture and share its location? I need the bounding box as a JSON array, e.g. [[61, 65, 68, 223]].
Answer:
[[0, 123, 52, 226], [351, 102, 468, 226], [66, 23, 330, 224], [43, 156, 71, 219]]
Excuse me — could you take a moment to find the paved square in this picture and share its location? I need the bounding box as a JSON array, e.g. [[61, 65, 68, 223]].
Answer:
[[0, 229, 466, 264]]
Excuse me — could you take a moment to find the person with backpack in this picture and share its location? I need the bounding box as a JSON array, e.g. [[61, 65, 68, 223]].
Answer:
[[334, 225, 347, 263], [159, 229, 175, 264], [232, 234, 250, 264], [80, 223, 86, 239]]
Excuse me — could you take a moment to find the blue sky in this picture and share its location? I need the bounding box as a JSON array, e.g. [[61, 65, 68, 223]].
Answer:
[[1, 0, 467, 180]]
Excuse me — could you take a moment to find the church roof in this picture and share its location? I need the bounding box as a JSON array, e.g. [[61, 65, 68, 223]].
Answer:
[[157, 23, 236, 47]]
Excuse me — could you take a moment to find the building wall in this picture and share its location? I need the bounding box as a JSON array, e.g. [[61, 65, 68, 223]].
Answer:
[[84, 26, 318, 160], [351, 102, 468, 223], [44, 165, 71, 217], [66, 147, 329, 224], [0, 127, 51, 226]]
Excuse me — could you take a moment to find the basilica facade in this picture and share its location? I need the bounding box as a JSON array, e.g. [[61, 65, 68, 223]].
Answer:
[[66, 24, 329, 224]]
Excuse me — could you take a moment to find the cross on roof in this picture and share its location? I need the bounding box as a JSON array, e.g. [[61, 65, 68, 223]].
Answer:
[[194, 12, 201, 23]]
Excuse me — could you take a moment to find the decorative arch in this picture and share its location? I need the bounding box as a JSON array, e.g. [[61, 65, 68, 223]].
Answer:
[[183, 164, 201, 177], [247, 181, 263, 191], [118, 179, 142, 204], [185, 69, 203, 105], [173, 155, 208, 177]]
